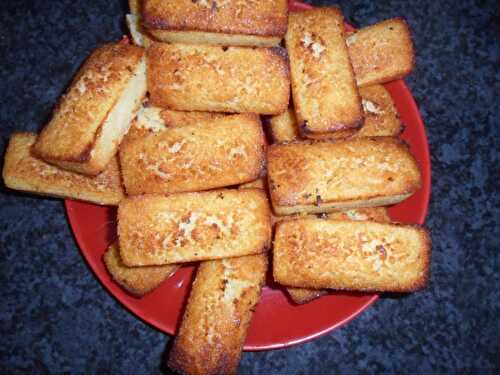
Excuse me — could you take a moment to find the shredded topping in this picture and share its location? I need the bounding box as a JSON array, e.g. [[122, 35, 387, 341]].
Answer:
[[302, 32, 326, 59], [362, 99, 384, 115], [136, 106, 167, 132]]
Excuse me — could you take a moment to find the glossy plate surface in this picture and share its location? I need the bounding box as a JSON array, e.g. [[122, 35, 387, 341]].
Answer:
[[65, 1, 431, 351]]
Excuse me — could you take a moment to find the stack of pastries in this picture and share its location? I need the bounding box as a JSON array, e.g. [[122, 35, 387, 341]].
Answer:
[[2, 1, 430, 373]]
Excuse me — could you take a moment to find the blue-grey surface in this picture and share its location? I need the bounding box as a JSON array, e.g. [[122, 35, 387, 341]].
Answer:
[[0, 0, 498, 373]]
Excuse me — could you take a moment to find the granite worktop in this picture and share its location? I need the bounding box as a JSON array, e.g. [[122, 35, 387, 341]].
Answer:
[[0, 0, 498, 373]]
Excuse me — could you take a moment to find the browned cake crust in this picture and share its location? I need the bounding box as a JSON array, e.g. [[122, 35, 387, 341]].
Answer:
[[124, 102, 227, 140], [103, 241, 179, 297], [118, 189, 272, 266], [143, 0, 288, 47], [286, 8, 363, 135], [267, 137, 422, 215], [33, 42, 146, 175], [286, 288, 328, 305], [3, 133, 124, 205], [347, 18, 416, 87], [274, 219, 431, 292], [119, 114, 266, 195], [168, 254, 268, 375], [269, 107, 300, 143], [283, 207, 391, 304], [271, 84, 401, 143], [147, 42, 290, 115]]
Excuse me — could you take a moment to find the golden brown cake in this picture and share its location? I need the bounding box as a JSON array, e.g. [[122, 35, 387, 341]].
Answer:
[[33, 42, 147, 175], [3, 133, 124, 205], [124, 102, 227, 140], [118, 189, 272, 266], [168, 254, 268, 375], [274, 219, 431, 292], [283, 207, 391, 304], [270, 84, 401, 143], [103, 241, 179, 296], [119, 114, 266, 195], [347, 18, 415, 87], [286, 8, 363, 136], [143, 0, 288, 47], [267, 137, 422, 215]]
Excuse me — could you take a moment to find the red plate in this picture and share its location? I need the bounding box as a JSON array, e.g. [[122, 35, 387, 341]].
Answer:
[[65, 1, 431, 351]]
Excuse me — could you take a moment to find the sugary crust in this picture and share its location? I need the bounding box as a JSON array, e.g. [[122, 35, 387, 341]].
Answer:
[[347, 18, 416, 87], [118, 189, 272, 266], [2, 133, 124, 205], [119, 114, 266, 195], [168, 254, 267, 375], [274, 219, 431, 292], [143, 0, 288, 37], [125, 103, 227, 140], [33, 42, 146, 175], [267, 137, 422, 215], [285, 8, 363, 134], [103, 241, 179, 296], [147, 43, 290, 115], [283, 207, 391, 304]]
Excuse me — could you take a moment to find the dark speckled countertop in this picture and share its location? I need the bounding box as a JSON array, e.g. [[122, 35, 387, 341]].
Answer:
[[0, 0, 498, 373]]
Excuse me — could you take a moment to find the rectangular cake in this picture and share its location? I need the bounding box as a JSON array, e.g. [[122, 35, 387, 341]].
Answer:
[[267, 137, 422, 215], [347, 18, 415, 87], [142, 0, 288, 47], [147, 42, 290, 115], [285, 8, 363, 135], [118, 189, 272, 266], [33, 42, 146, 175], [3, 133, 124, 205], [168, 254, 267, 374], [119, 114, 266, 195], [274, 219, 430, 292]]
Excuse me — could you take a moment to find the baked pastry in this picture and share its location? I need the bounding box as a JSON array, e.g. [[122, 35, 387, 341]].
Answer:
[[283, 207, 391, 304], [119, 114, 266, 195], [142, 0, 288, 47], [124, 102, 227, 140], [267, 137, 422, 215], [169, 254, 267, 375], [286, 8, 363, 136], [147, 42, 290, 115], [347, 18, 415, 87], [3, 132, 124, 205], [33, 42, 147, 175], [274, 219, 430, 292], [270, 84, 402, 143], [118, 189, 272, 266], [103, 241, 179, 296], [126, 0, 152, 47]]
